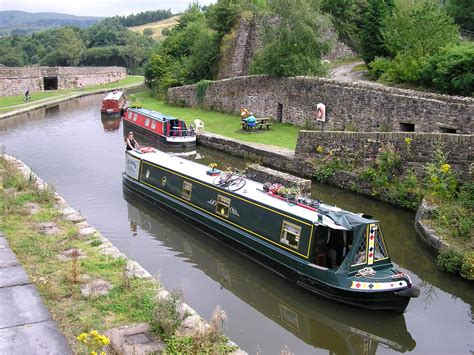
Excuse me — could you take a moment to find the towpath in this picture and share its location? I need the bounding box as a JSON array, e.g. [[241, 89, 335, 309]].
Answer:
[[0, 231, 72, 354], [329, 61, 384, 87]]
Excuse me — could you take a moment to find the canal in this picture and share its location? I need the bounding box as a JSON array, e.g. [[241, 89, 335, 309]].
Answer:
[[0, 93, 472, 354]]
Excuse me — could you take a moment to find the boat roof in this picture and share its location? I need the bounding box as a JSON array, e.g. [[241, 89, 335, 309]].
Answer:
[[103, 91, 124, 101], [130, 150, 378, 230], [129, 107, 181, 122]]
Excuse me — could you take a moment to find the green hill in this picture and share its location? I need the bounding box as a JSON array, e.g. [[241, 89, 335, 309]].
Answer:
[[0, 10, 103, 36]]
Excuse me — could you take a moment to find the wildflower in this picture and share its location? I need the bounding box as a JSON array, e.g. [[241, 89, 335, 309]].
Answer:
[[431, 176, 439, 183], [316, 145, 324, 154], [441, 164, 451, 173], [404, 137, 412, 145], [77, 333, 88, 342], [91, 352, 97, 355]]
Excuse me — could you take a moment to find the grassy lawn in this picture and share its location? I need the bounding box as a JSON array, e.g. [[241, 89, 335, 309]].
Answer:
[[132, 92, 300, 150], [0, 76, 144, 112]]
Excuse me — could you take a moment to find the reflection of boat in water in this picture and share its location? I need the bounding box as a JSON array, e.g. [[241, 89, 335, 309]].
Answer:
[[123, 150, 419, 312], [101, 114, 121, 131], [124, 193, 417, 353]]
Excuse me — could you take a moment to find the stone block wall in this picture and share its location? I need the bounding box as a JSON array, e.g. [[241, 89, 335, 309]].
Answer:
[[296, 131, 473, 181], [0, 66, 127, 96], [246, 164, 312, 196], [168, 75, 474, 134]]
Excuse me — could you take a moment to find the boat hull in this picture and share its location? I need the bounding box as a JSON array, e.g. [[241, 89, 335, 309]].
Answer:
[[123, 173, 412, 313], [123, 120, 196, 147]]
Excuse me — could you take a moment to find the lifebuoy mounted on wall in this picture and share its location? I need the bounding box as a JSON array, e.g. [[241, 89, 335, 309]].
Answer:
[[316, 103, 326, 122]]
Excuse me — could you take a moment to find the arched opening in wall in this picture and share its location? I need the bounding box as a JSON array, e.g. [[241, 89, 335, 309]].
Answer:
[[399, 122, 415, 132], [439, 126, 457, 134], [277, 103, 283, 123], [43, 76, 58, 90]]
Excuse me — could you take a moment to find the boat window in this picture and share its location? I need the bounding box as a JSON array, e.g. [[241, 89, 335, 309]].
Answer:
[[182, 181, 192, 201], [352, 230, 367, 266], [280, 221, 301, 249], [216, 195, 231, 218], [374, 227, 388, 261], [145, 118, 150, 127], [128, 111, 132, 119], [315, 226, 353, 269], [133, 114, 138, 122], [151, 121, 156, 129]]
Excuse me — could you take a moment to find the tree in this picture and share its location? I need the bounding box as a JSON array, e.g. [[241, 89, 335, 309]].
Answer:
[[446, 0, 474, 31], [250, 0, 333, 77], [383, 0, 459, 58], [206, 0, 241, 35], [360, 0, 393, 63]]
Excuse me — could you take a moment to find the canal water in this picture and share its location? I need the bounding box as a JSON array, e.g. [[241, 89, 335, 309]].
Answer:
[[0, 93, 472, 354]]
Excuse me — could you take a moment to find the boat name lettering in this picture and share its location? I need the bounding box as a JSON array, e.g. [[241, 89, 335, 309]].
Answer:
[[125, 155, 140, 180]]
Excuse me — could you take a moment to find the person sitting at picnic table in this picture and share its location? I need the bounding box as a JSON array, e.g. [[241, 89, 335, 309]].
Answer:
[[242, 114, 257, 130]]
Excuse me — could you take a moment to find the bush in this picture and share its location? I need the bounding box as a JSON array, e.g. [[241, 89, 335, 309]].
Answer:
[[460, 253, 474, 280], [436, 249, 463, 274], [313, 156, 343, 183], [368, 57, 392, 80], [420, 43, 474, 96], [424, 144, 458, 199]]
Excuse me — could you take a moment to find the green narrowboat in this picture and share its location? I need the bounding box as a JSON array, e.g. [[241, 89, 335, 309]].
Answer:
[[123, 150, 419, 312]]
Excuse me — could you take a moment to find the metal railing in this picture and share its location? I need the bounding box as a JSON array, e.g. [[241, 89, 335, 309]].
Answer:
[[460, 29, 473, 40]]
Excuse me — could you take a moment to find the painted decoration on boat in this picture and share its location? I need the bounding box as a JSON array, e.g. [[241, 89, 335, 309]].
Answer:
[[350, 280, 408, 291], [125, 154, 140, 180], [368, 223, 376, 265]]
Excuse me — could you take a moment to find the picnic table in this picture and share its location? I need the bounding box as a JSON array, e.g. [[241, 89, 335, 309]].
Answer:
[[241, 117, 273, 131]]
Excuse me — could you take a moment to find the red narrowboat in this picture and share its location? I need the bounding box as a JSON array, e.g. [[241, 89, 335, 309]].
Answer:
[[123, 107, 196, 147], [101, 91, 127, 115]]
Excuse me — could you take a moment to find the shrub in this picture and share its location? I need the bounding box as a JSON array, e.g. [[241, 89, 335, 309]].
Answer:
[[436, 249, 463, 274], [368, 57, 392, 80], [460, 253, 474, 280], [313, 156, 343, 183], [153, 290, 189, 339], [195, 80, 212, 106], [420, 43, 474, 96], [424, 144, 458, 199]]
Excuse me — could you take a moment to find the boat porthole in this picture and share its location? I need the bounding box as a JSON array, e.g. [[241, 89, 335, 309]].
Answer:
[[161, 176, 167, 186], [145, 170, 150, 179]]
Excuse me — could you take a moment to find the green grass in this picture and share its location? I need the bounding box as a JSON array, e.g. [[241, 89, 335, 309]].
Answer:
[[352, 63, 368, 72], [132, 92, 300, 150], [0, 76, 144, 112]]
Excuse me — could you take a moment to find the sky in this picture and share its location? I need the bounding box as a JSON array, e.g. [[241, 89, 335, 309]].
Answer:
[[0, 0, 216, 17]]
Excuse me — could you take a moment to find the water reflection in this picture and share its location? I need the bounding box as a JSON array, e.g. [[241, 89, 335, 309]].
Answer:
[[101, 114, 121, 132], [125, 191, 416, 354]]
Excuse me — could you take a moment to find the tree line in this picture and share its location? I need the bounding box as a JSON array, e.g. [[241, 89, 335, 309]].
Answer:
[[112, 9, 173, 27], [0, 18, 153, 71]]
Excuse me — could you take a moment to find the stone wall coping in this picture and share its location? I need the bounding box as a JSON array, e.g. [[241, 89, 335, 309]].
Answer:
[[298, 130, 474, 143]]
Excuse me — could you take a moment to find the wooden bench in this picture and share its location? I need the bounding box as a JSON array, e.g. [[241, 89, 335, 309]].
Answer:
[[257, 122, 273, 130]]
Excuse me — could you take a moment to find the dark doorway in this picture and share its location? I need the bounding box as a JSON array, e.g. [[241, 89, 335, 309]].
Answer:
[[277, 103, 283, 123], [43, 77, 58, 90], [399, 122, 415, 132], [439, 127, 457, 134]]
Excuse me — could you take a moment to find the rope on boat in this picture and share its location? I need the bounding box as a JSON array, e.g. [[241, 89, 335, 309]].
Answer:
[[355, 267, 376, 277], [355, 268, 407, 280]]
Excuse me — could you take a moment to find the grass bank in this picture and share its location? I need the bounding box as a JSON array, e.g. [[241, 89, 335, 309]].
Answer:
[[131, 92, 300, 150], [0, 76, 144, 114], [0, 153, 236, 353]]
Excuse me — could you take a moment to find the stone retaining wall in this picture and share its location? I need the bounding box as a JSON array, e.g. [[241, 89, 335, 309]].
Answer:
[[0, 66, 127, 96], [296, 131, 473, 181], [414, 199, 449, 252], [168, 75, 474, 134], [246, 164, 312, 196], [197, 133, 300, 174]]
